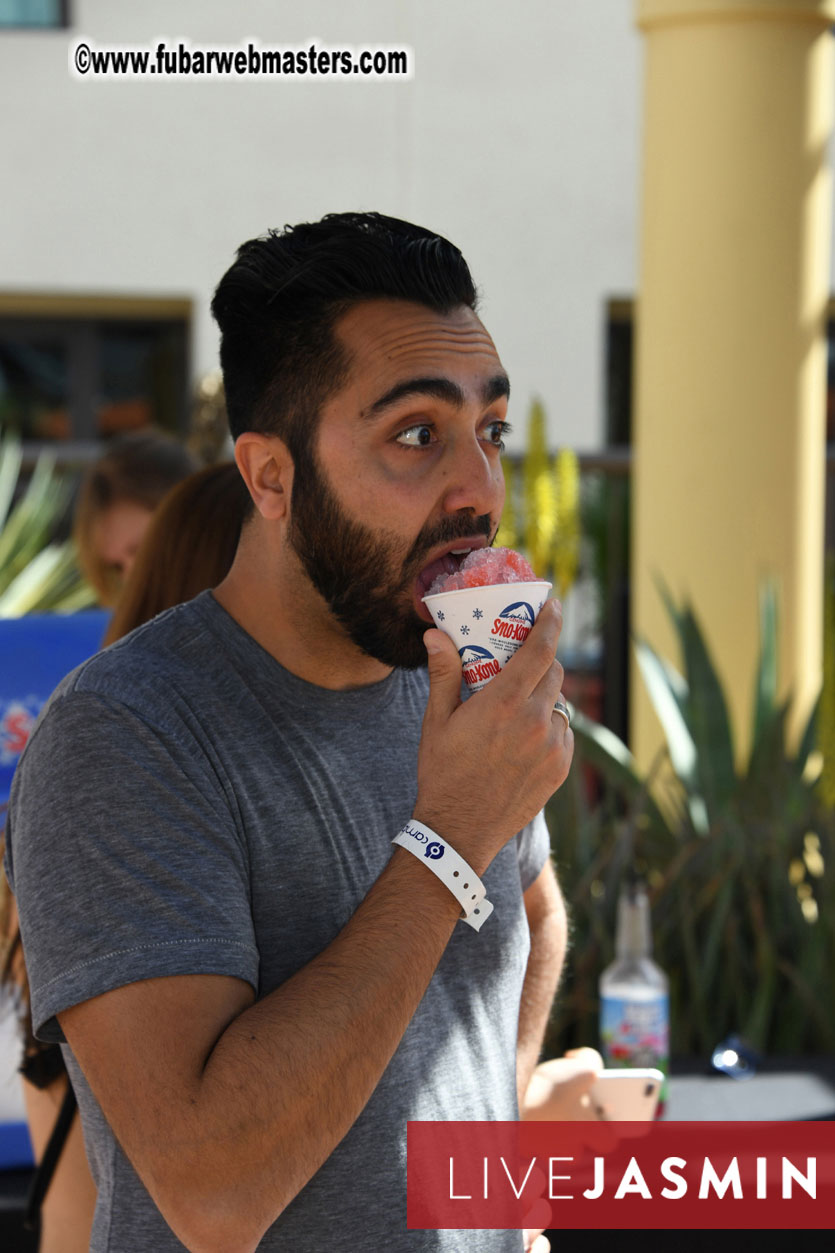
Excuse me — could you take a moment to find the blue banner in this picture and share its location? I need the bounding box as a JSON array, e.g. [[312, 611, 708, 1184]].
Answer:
[[0, 611, 110, 804]]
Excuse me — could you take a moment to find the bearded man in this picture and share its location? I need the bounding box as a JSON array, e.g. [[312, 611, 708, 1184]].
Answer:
[[6, 212, 574, 1252]]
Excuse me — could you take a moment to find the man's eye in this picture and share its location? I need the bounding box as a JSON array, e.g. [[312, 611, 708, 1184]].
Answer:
[[396, 424, 436, 447], [484, 420, 511, 448]]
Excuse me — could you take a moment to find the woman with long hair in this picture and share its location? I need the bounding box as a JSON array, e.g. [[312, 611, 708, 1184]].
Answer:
[[73, 430, 197, 607]]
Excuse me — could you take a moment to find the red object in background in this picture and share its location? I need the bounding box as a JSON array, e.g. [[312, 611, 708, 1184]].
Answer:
[[0, 706, 34, 757], [407, 1120, 835, 1231], [561, 668, 604, 723], [562, 666, 605, 804]]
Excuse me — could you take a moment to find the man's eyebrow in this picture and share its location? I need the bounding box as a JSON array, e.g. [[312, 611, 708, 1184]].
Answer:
[[364, 373, 510, 420], [483, 374, 511, 405]]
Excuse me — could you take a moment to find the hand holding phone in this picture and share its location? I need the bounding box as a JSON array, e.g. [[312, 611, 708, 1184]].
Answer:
[[588, 1068, 664, 1121]]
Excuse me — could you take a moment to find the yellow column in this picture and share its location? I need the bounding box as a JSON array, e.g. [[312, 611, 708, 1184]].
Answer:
[[631, 0, 835, 771]]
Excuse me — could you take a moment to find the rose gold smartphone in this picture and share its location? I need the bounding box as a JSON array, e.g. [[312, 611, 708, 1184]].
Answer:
[[588, 1068, 664, 1120]]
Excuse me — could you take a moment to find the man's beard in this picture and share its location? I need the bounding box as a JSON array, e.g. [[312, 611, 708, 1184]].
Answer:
[[287, 447, 494, 669]]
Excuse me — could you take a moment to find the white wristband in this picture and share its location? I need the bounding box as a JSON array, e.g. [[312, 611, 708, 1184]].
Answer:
[[392, 820, 494, 932]]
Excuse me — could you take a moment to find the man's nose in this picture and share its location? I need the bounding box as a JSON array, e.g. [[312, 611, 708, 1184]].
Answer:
[[439, 435, 503, 519]]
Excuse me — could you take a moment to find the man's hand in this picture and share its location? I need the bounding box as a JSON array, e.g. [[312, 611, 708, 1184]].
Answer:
[[414, 599, 572, 874], [519, 1047, 605, 1248], [521, 1048, 604, 1122]]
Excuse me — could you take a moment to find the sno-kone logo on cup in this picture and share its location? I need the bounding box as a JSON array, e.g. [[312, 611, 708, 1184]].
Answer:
[[424, 579, 551, 695], [458, 601, 538, 690], [488, 600, 537, 653], [458, 644, 502, 690]]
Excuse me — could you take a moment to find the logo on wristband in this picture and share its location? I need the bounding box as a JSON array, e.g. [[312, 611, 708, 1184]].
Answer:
[[400, 823, 445, 860]]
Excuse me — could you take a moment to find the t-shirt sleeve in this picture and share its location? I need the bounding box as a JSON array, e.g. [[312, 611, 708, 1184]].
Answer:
[[6, 689, 259, 1043], [515, 809, 551, 892]]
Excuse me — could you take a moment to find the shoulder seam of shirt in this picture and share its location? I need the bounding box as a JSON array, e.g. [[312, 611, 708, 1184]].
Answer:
[[24, 684, 218, 782], [33, 937, 257, 996]]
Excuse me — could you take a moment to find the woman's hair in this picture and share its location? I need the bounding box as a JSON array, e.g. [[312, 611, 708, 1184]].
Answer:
[[103, 461, 251, 646], [74, 430, 197, 605]]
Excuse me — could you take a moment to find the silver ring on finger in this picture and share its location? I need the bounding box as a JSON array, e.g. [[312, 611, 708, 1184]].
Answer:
[[553, 698, 570, 728]]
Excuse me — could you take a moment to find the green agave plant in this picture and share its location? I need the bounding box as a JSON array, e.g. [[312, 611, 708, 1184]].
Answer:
[[0, 431, 96, 616], [545, 583, 835, 1058]]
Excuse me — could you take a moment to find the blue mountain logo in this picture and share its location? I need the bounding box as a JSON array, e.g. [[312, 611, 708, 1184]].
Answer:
[[459, 644, 496, 666], [498, 601, 535, 625]]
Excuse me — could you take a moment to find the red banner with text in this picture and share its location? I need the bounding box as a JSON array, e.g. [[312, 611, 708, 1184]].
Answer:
[[407, 1121, 835, 1230]]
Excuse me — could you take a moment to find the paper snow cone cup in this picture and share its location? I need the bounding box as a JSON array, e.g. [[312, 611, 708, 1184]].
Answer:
[[422, 581, 552, 693]]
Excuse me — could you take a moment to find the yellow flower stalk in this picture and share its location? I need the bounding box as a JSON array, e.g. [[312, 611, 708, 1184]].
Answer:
[[522, 399, 556, 578], [552, 447, 580, 598]]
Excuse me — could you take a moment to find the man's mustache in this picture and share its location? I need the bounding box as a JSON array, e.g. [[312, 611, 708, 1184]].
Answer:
[[403, 512, 495, 575]]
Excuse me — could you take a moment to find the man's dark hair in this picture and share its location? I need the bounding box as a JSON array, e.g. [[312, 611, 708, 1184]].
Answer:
[[210, 212, 478, 465]]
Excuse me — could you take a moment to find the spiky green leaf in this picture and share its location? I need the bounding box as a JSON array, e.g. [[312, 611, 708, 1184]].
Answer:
[[751, 580, 779, 756], [635, 638, 710, 834], [0, 432, 23, 533], [678, 605, 736, 815]]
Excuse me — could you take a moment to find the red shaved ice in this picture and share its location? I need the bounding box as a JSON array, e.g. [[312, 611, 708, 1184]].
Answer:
[[425, 547, 537, 596]]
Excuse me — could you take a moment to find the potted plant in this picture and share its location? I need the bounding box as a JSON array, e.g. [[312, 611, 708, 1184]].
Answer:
[[545, 584, 835, 1059]]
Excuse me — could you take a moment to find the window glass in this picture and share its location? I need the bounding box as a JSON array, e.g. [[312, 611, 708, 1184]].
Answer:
[[0, 335, 70, 440], [0, 0, 66, 28], [97, 323, 185, 437], [0, 315, 188, 443]]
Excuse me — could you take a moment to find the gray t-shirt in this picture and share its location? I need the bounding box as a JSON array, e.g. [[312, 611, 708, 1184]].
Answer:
[[6, 591, 549, 1251]]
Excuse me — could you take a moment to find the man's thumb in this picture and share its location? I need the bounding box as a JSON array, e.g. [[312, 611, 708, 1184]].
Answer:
[[423, 629, 463, 722]]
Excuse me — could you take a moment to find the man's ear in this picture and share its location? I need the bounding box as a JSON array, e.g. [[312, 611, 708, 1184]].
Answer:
[[234, 433, 293, 521]]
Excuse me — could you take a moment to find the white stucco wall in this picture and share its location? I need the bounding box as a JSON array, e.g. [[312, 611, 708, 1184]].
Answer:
[[0, 0, 643, 453]]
